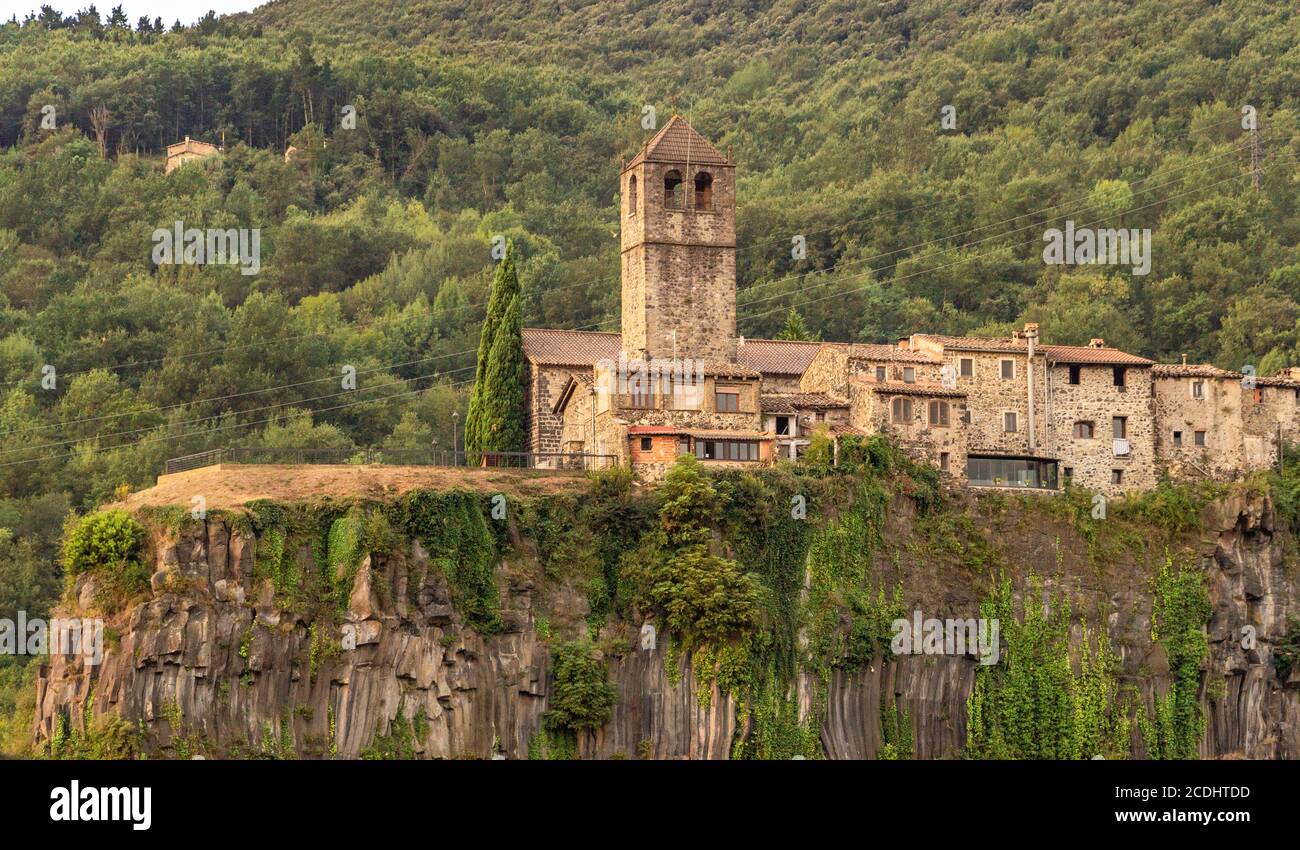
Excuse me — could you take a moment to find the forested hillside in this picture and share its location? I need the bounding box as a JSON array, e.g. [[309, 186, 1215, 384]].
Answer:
[[3, 1, 1300, 742]]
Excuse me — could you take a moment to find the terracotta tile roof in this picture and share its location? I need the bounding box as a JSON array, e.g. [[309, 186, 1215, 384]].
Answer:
[[685, 429, 772, 440], [1043, 344, 1153, 366], [625, 116, 730, 170], [523, 328, 832, 377], [1151, 364, 1241, 379], [847, 343, 939, 364], [912, 334, 1027, 353], [737, 339, 841, 374], [523, 328, 621, 366], [827, 424, 868, 437], [871, 384, 967, 398], [702, 362, 762, 379], [1256, 377, 1300, 388], [760, 393, 848, 414]]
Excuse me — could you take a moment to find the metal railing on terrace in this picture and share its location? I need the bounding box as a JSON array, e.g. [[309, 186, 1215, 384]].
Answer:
[[163, 447, 616, 475]]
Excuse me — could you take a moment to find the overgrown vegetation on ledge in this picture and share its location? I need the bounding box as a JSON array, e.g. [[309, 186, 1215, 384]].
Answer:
[[16, 433, 1286, 759]]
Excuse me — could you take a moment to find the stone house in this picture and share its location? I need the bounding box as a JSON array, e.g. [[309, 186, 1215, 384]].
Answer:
[[1045, 342, 1157, 494], [519, 117, 1298, 491], [165, 135, 221, 174], [1150, 363, 1298, 480]]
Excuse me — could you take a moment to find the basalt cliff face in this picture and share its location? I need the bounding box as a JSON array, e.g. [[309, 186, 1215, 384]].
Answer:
[[31, 488, 1300, 759]]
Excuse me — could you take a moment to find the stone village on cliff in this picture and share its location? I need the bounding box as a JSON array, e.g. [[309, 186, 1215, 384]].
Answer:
[[521, 117, 1300, 495]]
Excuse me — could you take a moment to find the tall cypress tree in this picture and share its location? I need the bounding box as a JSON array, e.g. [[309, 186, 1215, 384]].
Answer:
[[776, 307, 819, 341], [465, 241, 526, 454]]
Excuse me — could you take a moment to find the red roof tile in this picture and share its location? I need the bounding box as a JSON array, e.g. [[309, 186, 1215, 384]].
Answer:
[[1151, 364, 1240, 379], [760, 393, 848, 413], [912, 334, 1027, 353], [871, 384, 967, 398], [738, 339, 841, 374], [523, 328, 842, 377], [1042, 344, 1153, 366], [522, 328, 621, 366], [846, 343, 939, 364], [625, 116, 730, 170]]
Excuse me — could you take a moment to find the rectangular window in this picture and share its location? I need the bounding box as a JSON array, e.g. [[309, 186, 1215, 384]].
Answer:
[[876, 366, 887, 382], [1112, 416, 1127, 438], [960, 358, 973, 378], [1072, 421, 1094, 439], [1294, 388, 1300, 407], [678, 438, 691, 455], [1113, 367, 1126, 387], [694, 440, 759, 461], [639, 437, 653, 451], [775, 416, 791, 436], [903, 367, 916, 383], [1000, 359, 1015, 380], [1192, 380, 1204, 399], [967, 456, 1058, 489], [1111, 469, 1123, 486], [928, 400, 950, 427], [940, 452, 949, 471], [1068, 365, 1081, 385], [1004, 411, 1017, 432], [1173, 431, 1183, 447], [715, 390, 740, 412], [891, 397, 913, 423], [1195, 430, 1206, 446]]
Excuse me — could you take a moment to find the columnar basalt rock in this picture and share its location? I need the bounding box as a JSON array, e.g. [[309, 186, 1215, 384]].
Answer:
[[32, 489, 1300, 759]]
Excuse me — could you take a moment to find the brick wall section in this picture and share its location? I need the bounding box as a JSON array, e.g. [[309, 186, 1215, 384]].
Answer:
[[1049, 364, 1157, 495]]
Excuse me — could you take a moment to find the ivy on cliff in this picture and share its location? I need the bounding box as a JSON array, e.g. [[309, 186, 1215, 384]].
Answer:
[[1138, 556, 1211, 760], [392, 489, 503, 635], [966, 576, 1131, 760]]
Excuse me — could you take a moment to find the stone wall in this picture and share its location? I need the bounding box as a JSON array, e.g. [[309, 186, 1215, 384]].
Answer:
[[1154, 375, 1259, 480], [528, 364, 586, 455], [620, 159, 737, 363], [1049, 364, 1157, 495], [935, 349, 1049, 456], [859, 388, 968, 482]]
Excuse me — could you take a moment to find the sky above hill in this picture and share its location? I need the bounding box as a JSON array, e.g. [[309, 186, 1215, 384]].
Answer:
[[0, 0, 261, 25]]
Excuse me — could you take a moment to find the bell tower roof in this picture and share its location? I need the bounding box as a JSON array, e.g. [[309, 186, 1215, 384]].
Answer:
[[624, 115, 731, 171]]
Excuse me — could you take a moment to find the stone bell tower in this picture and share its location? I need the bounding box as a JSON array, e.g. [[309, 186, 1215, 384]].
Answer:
[[619, 116, 736, 363]]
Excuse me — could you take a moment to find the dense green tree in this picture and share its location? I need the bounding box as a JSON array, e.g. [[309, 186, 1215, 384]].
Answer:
[[464, 242, 525, 454], [775, 308, 819, 341]]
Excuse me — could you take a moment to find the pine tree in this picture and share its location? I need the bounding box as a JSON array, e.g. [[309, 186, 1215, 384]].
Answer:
[[775, 307, 819, 341], [465, 242, 526, 454]]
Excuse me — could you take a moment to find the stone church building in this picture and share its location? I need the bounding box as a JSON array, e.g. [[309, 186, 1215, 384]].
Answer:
[[522, 118, 1300, 494]]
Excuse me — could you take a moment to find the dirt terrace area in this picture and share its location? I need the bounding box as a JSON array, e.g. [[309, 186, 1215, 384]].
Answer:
[[119, 464, 592, 511]]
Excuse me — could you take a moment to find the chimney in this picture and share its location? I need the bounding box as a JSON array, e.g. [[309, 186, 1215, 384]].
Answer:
[[738, 335, 745, 349], [1088, 338, 1106, 348], [1181, 353, 1188, 365]]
